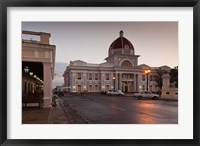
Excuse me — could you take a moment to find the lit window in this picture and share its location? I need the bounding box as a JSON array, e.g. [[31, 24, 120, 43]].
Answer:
[[142, 85, 145, 91]]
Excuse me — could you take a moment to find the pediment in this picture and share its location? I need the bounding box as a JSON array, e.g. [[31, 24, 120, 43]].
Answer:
[[70, 60, 87, 66], [137, 64, 150, 69]]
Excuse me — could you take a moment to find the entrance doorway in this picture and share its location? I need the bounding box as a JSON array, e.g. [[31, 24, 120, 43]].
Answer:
[[105, 85, 110, 91], [122, 82, 133, 92], [77, 85, 82, 93]]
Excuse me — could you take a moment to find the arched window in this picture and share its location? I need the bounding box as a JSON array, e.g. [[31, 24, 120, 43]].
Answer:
[[121, 60, 132, 67]]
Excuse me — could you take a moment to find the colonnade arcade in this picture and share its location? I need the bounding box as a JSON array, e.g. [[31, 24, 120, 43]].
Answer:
[[22, 61, 53, 108], [113, 72, 138, 93], [66, 71, 139, 93]]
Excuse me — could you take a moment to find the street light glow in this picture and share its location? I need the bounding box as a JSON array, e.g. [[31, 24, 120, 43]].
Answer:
[[144, 69, 151, 91], [144, 69, 150, 74]]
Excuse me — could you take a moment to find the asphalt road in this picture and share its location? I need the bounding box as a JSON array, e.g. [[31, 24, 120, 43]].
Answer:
[[60, 93, 178, 124]]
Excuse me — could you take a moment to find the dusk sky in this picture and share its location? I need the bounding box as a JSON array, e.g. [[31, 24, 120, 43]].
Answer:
[[22, 22, 178, 87], [22, 22, 178, 67]]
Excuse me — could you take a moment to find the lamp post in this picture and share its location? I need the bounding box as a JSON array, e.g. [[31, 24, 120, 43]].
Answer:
[[24, 66, 29, 73], [144, 69, 150, 91], [112, 76, 116, 90]]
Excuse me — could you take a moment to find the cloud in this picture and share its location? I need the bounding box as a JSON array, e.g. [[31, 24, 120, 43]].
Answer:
[[52, 62, 68, 88]]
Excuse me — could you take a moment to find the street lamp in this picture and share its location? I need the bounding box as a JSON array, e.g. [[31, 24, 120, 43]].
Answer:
[[24, 66, 29, 73], [144, 69, 150, 91], [112, 76, 116, 90], [29, 72, 33, 76]]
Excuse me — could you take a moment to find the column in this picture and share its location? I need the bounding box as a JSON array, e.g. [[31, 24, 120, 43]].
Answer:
[[70, 72, 72, 92], [162, 72, 170, 89], [119, 73, 122, 91], [115, 73, 118, 90], [134, 74, 137, 92], [101, 73, 105, 91], [136, 74, 138, 91], [43, 63, 52, 108], [83, 73, 87, 92], [72, 73, 76, 92]]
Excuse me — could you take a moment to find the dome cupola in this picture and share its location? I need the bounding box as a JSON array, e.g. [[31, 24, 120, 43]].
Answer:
[[108, 30, 135, 56]]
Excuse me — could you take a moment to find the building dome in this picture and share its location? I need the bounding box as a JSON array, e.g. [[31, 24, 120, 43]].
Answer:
[[108, 30, 135, 56]]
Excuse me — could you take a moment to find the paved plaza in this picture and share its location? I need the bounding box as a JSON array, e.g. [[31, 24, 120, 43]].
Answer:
[[22, 93, 178, 124]]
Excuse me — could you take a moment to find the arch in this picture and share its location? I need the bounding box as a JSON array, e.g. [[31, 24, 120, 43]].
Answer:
[[120, 60, 133, 67]]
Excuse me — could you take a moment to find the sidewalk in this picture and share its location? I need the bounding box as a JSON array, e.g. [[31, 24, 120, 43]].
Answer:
[[22, 96, 87, 124]]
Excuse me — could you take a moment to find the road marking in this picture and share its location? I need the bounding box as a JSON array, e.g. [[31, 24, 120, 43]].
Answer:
[[111, 105, 126, 111]]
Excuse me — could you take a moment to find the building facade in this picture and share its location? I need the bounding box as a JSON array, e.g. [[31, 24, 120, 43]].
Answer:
[[63, 31, 170, 93], [22, 30, 56, 108]]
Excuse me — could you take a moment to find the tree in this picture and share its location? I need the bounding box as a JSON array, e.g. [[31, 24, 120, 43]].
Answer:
[[169, 66, 178, 88], [154, 68, 164, 94], [154, 69, 163, 89]]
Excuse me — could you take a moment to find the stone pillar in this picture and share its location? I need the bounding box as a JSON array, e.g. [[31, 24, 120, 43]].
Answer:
[[70, 72, 72, 92], [43, 63, 52, 108], [119, 73, 122, 91], [115, 73, 118, 90], [72, 73, 76, 92], [111, 73, 115, 89], [83, 73, 87, 92], [134, 74, 137, 92], [101, 73, 105, 91], [162, 72, 170, 89]]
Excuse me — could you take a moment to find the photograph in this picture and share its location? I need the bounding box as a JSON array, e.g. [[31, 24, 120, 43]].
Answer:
[[22, 22, 178, 124], [1, 0, 199, 145]]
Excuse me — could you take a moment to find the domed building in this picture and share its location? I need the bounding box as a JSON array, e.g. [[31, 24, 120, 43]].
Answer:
[[63, 31, 170, 93]]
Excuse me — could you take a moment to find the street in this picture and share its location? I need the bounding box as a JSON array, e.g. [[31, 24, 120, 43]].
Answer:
[[59, 93, 178, 124]]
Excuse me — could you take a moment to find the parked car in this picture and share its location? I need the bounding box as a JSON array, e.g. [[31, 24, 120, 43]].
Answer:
[[133, 91, 159, 100], [106, 90, 124, 96], [101, 90, 107, 95]]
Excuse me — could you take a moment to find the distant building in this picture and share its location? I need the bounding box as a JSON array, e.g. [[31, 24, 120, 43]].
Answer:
[[63, 31, 170, 93], [22, 30, 56, 108]]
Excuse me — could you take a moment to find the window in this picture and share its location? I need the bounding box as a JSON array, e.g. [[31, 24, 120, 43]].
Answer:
[[88, 73, 92, 80], [121, 60, 132, 67], [150, 75, 153, 81], [130, 74, 134, 79], [106, 73, 109, 80], [95, 73, 98, 80], [149, 85, 152, 91], [95, 85, 98, 91], [106, 85, 110, 91], [125, 74, 128, 79], [77, 73, 81, 80], [124, 44, 129, 49], [122, 74, 128, 79], [142, 85, 145, 91], [142, 75, 145, 81], [88, 85, 92, 92]]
